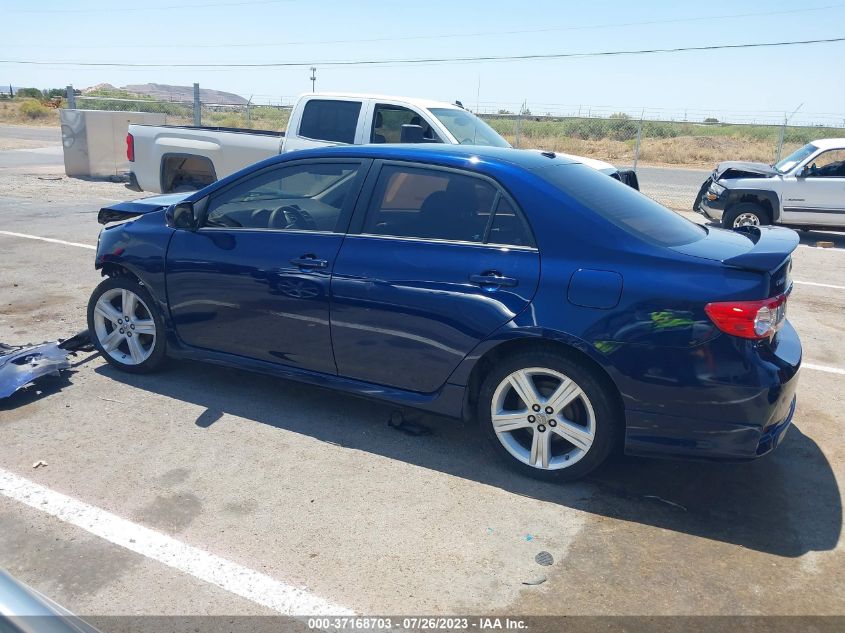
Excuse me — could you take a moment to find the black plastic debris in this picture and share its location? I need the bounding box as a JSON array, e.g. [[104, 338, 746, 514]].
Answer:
[[387, 409, 434, 437], [0, 330, 92, 399]]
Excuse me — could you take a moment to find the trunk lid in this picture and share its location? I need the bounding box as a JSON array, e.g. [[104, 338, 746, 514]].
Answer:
[[672, 225, 798, 274], [98, 193, 191, 224]]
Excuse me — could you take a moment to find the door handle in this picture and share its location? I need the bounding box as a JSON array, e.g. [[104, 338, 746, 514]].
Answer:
[[469, 273, 518, 287], [290, 256, 328, 269]]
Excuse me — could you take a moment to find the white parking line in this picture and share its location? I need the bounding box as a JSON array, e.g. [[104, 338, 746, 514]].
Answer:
[[0, 468, 353, 616], [803, 363, 845, 376], [0, 230, 95, 250], [793, 280, 845, 290]]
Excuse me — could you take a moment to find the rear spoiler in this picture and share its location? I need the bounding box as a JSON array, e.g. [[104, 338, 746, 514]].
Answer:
[[723, 226, 799, 272]]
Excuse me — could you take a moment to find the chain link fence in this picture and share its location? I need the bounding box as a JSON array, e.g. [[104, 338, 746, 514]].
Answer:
[[64, 84, 845, 171], [479, 112, 845, 170]]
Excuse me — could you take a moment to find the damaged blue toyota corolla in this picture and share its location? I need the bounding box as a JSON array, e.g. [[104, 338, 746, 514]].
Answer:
[[88, 145, 801, 481]]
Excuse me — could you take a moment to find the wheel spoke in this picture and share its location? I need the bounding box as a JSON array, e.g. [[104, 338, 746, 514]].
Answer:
[[101, 328, 123, 352], [507, 370, 539, 408], [551, 418, 594, 452], [126, 335, 145, 364], [95, 301, 122, 325], [545, 378, 582, 413], [122, 290, 138, 318], [492, 411, 532, 433], [529, 428, 552, 469], [133, 319, 156, 335]]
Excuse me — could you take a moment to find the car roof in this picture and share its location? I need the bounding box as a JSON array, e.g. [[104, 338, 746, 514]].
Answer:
[[272, 144, 580, 170], [812, 138, 845, 150]]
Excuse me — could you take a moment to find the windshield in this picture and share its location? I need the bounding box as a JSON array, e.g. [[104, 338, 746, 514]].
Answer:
[[536, 163, 706, 247], [429, 108, 511, 148], [774, 143, 818, 173]]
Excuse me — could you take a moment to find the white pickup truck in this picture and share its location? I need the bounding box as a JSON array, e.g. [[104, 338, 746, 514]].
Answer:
[[126, 92, 639, 193]]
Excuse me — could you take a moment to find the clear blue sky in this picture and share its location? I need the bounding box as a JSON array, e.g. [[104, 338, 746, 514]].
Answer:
[[2, 0, 844, 124]]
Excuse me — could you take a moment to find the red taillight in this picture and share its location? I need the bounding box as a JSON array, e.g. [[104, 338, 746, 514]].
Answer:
[[705, 293, 788, 340], [126, 133, 135, 162]]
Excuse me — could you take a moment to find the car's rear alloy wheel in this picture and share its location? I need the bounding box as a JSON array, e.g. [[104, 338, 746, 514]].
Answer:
[[492, 367, 595, 470], [87, 277, 166, 373], [479, 352, 619, 481]]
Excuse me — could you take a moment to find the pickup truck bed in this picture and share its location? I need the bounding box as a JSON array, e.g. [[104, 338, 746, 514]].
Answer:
[[128, 124, 285, 193]]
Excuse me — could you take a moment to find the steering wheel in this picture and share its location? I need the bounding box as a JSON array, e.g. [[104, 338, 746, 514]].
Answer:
[[269, 205, 317, 230]]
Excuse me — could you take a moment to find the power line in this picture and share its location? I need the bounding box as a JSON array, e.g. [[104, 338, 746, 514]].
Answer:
[[5, 3, 844, 48], [2, 37, 844, 68]]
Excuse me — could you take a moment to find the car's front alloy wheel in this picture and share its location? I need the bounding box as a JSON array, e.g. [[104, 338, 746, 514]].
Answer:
[[479, 352, 619, 481], [87, 277, 166, 373]]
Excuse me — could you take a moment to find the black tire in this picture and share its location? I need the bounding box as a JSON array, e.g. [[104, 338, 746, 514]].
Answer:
[[722, 202, 770, 230], [693, 177, 712, 211], [87, 276, 167, 374], [478, 351, 621, 482]]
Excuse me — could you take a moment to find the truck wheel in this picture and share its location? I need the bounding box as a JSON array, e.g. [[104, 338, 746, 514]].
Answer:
[[478, 351, 621, 482], [87, 276, 167, 373], [693, 177, 711, 211], [722, 203, 769, 230]]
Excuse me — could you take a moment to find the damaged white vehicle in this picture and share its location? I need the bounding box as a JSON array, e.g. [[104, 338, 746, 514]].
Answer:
[[695, 138, 845, 230]]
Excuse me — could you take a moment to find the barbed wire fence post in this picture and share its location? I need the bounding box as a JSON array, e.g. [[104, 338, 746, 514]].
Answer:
[[632, 109, 644, 172], [193, 83, 201, 127]]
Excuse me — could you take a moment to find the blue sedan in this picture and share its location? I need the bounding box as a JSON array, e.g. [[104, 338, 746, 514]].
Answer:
[[88, 145, 801, 481]]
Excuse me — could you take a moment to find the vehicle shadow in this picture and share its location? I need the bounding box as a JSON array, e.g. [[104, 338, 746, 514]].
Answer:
[[95, 358, 841, 558], [796, 229, 845, 250]]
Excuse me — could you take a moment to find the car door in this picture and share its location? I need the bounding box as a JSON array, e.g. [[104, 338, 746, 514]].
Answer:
[[285, 98, 367, 151], [165, 158, 369, 373], [330, 161, 540, 393], [369, 102, 443, 144], [781, 148, 845, 226]]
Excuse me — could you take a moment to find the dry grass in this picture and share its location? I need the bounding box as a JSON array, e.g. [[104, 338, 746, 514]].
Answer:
[[498, 132, 804, 168], [0, 100, 61, 127]]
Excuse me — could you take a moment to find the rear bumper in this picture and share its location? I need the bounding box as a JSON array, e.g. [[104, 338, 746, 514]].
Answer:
[[621, 321, 801, 461], [125, 171, 142, 192]]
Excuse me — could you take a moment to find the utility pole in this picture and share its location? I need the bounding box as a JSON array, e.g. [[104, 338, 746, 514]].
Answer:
[[310, 67, 317, 93]]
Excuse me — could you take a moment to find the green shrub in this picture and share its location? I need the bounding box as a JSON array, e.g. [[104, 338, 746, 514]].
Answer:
[[19, 99, 49, 119], [16, 88, 43, 99]]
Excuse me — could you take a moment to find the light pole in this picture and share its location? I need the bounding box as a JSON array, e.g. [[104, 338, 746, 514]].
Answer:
[[310, 67, 317, 93]]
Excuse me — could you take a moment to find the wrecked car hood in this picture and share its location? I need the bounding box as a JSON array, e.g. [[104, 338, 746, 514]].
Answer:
[[713, 161, 777, 181], [98, 192, 191, 224]]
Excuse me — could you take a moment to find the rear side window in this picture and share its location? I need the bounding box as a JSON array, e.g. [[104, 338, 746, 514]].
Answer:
[[536, 163, 705, 247], [362, 165, 532, 246], [299, 99, 361, 144]]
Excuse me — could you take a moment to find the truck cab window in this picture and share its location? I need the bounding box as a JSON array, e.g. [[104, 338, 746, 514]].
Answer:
[[299, 100, 362, 144], [371, 104, 439, 144]]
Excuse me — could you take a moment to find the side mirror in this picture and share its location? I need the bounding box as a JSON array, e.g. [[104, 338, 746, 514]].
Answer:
[[400, 124, 425, 143], [797, 164, 813, 178], [166, 201, 197, 230]]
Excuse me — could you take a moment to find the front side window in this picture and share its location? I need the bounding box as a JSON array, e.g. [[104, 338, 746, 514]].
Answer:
[[371, 104, 439, 143], [805, 149, 845, 178], [299, 99, 362, 144], [204, 162, 360, 231], [362, 165, 530, 245]]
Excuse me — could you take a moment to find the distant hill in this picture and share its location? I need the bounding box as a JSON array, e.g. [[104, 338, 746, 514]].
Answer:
[[121, 83, 248, 105]]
